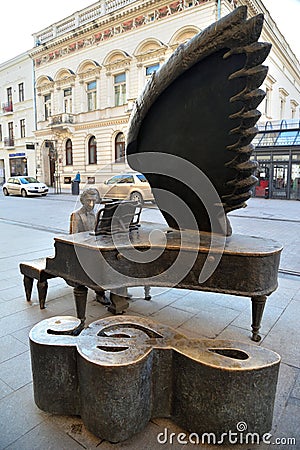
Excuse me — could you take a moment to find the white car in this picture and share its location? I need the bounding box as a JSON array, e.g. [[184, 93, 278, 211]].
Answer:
[[95, 173, 154, 203], [3, 176, 48, 197]]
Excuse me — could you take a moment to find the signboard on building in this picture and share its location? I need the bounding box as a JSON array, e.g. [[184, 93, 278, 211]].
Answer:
[[9, 153, 26, 158]]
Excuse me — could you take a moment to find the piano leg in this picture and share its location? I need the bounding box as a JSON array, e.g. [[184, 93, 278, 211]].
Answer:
[[108, 287, 129, 315], [251, 295, 267, 342], [37, 280, 48, 309], [23, 276, 33, 302], [73, 285, 88, 325], [144, 286, 151, 301]]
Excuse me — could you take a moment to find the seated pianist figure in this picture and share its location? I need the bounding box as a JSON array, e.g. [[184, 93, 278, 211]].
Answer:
[[69, 188, 132, 306], [69, 188, 109, 305], [69, 188, 100, 235]]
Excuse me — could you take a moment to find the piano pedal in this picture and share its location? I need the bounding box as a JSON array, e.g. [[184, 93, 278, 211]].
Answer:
[[95, 292, 111, 306], [108, 291, 129, 315]]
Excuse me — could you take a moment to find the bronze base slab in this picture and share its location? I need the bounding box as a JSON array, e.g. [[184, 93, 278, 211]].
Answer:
[[30, 315, 280, 443]]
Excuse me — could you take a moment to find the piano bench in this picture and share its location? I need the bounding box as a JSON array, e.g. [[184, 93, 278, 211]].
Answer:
[[19, 258, 151, 312], [19, 258, 55, 309]]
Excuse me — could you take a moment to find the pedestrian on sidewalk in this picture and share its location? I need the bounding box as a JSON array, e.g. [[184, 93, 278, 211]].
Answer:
[[73, 171, 81, 183]]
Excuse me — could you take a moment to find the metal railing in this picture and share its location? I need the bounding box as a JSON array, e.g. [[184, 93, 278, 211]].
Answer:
[[2, 102, 13, 113], [254, 119, 300, 147], [4, 137, 14, 147], [258, 119, 300, 131], [48, 113, 75, 126]]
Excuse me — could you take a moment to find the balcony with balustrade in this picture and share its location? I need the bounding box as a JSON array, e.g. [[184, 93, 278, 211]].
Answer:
[[48, 113, 75, 130], [2, 102, 13, 114], [4, 137, 15, 148]]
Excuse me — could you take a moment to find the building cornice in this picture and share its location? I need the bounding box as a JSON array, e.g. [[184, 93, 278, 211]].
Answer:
[[55, 75, 76, 89], [76, 117, 129, 129], [279, 87, 289, 98], [78, 67, 102, 83], [35, 117, 130, 138]]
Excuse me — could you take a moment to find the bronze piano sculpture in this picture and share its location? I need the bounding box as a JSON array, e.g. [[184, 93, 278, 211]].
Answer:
[[29, 7, 283, 443], [33, 6, 282, 341], [46, 220, 281, 341]]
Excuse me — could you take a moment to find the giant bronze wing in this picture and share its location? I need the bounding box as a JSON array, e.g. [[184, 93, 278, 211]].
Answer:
[[126, 6, 271, 236]]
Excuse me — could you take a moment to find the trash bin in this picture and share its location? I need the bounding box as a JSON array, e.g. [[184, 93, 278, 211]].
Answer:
[[71, 180, 80, 195], [264, 187, 269, 199]]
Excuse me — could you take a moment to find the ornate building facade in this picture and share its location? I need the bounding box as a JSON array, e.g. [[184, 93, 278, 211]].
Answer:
[[0, 53, 36, 184], [27, 0, 300, 187]]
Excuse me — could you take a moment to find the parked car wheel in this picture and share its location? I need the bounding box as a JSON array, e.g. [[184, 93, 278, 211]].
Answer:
[[130, 191, 143, 203], [21, 189, 27, 198], [3, 188, 9, 196], [41, 193, 47, 196]]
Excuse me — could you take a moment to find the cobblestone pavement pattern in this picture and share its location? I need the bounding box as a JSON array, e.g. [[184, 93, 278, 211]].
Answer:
[[0, 190, 299, 449]]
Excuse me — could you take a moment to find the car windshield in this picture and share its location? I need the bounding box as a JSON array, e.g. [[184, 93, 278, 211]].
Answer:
[[19, 177, 38, 184]]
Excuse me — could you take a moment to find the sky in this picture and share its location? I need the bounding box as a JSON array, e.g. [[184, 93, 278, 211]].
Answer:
[[0, 0, 299, 65], [262, 0, 300, 61]]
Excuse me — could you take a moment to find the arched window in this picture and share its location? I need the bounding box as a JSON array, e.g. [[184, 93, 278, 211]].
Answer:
[[115, 133, 125, 162], [65, 139, 73, 165], [88, 136, 97, 164]]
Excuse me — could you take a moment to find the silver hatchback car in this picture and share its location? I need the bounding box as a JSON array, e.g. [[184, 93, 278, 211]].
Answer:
[[3, 176, 48, 197]]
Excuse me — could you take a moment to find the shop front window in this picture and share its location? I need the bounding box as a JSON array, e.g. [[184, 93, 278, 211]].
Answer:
[[271, 163, 289, 198], [255, 162, 270, 198], [290, 163, 300, 200], [272, 154, 289, 161], [9, 157, 28, 176]]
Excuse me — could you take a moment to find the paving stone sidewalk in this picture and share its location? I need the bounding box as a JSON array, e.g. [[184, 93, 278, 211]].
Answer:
[[0, 198, 299, 449]]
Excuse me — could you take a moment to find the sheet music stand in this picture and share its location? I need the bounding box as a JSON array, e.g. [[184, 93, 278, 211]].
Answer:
[[91, 201, 142, 236]]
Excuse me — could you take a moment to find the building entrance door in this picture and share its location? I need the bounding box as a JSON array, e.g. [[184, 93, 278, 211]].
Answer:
[[270, 163, 289, 199], [255, 162, 270, 197], [49, 155, 56, 186], [0, 159, 5, 184], [46, 141, 57, 187], [290, 163, 300, 200]]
